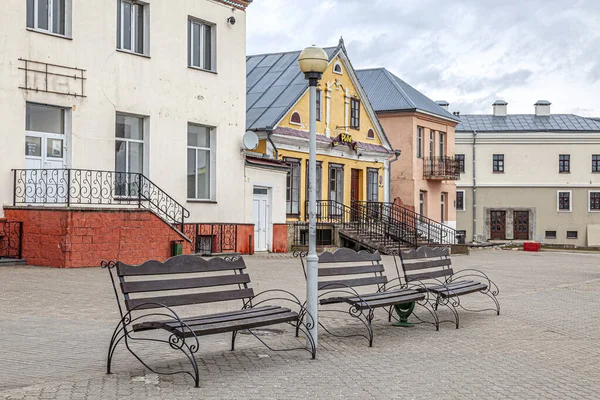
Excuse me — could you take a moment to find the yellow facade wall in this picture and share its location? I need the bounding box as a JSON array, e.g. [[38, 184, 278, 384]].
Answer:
[[278, 56, 383, 146], [280, 149, 385, 221]]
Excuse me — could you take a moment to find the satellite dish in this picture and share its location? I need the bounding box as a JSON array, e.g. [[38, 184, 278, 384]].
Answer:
[[243, 131, 259, 150]]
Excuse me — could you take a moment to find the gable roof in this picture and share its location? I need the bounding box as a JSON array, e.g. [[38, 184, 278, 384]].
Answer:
[[246, 46, 340, 131], [456, 114, 600, 132], [356, 68, 460, 123]]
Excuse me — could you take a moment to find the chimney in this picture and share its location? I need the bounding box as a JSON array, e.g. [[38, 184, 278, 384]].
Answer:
[[534, 100, 551, 116], [492, 100, 508, 116], [436, 100, 449, 111]]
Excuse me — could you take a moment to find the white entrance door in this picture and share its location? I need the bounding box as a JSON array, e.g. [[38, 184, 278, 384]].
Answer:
[[253, 187, 270, 252], [24, 104, 68, 203]]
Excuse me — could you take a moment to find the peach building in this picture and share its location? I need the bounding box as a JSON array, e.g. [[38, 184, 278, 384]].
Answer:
[[357, 68, 461, 230]]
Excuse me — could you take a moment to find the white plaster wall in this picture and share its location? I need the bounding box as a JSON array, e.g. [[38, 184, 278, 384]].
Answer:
[[243, 166, 287, 225], [0, 0, 248, 222]]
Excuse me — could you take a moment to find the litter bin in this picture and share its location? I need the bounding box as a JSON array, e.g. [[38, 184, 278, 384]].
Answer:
[[171, 240, 183, 256]]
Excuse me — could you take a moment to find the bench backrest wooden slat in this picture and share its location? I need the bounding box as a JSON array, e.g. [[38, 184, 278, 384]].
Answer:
[[399, 246, 453, 283], [319, 264, 384, 277], [125, 288, 256, 311], [116, 255, 254, 313], [318, 276, 388, 290], [318, 248, 382, 263], [117, 255, 246, 276], [120, 273, 251, 294]]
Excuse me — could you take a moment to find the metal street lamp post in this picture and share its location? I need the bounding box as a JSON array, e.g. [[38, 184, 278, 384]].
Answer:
[[298, 45, 328, 354]]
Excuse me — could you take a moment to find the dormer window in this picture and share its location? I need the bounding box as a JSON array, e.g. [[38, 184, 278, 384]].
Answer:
[[290, 111, 302, 126], [333, 62, 343, 75], [367, 129, 375, 139]]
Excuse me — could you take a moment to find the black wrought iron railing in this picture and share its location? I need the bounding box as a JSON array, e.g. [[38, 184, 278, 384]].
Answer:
[[12, 169, 190, 227], [288, 222, 336, 247], [0, 220, 22, 259], [356, 201, 457, 245], [423, 156, 460, 180], [182, 223, 238, 254]]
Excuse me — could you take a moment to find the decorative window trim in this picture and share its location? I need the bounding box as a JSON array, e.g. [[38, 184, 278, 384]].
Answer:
[[456, 190, 465, 211], [333, 62, 343, 75], [366, 129, 375, 140], [557, 190, 572, 212], [290, 111, 302, 126], [588, 190, 600, 212]]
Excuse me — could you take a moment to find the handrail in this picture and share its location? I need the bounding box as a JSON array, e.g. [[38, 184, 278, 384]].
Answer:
[[11, 168, 190, 227], [356, 201, 457, 245]]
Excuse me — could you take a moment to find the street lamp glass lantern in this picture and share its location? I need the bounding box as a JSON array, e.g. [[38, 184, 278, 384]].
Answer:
[[298, 46, 328, 75]]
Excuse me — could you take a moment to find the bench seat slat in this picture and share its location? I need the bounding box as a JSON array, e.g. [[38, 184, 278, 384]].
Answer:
[[432, 283, 488, 297], [121, 274, 251, 294], [320, 290, 425, 308], [318, 276, 387, 290], [319, 264, 384, 277], [171, 311, 299, 338], [125, 288, 255, 311], [406, 268, 453, 282], [427, 280, 483, 292], [402, 258, 451, 271]]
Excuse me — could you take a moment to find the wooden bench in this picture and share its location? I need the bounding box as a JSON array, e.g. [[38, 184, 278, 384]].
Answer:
[[103, 255, 315, 387], [298, 248, 437, 347], [395, 246, 500, 329]]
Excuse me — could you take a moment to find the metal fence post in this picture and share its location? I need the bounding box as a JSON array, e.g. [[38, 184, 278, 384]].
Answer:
[[12, 170, 16, 206], [137, 174, 142, 208], [67, 169, 71, 207]]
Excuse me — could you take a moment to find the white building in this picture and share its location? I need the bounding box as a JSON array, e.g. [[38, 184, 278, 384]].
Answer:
[[455, 100, 600, 247], [0, 0, 255, 265]]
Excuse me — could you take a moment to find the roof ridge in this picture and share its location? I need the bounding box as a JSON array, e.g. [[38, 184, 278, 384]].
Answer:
[[247, 46, 337, 59], [381, 68, 416, 109]]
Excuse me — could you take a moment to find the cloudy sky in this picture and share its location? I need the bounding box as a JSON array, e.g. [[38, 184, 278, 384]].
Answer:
[[246, 0, 600, 116]]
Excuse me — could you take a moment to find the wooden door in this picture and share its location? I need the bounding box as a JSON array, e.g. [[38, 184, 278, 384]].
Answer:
[[490, 210, 506, 240], [351, 169, 360, 204], [513, 211, 529, 240]]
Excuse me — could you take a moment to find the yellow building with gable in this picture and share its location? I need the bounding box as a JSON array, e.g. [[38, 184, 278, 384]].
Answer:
[[245, 39, 393, 238]]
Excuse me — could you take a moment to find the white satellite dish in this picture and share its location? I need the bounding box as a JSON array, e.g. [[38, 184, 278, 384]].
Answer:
[[243, 131, 259, 150]]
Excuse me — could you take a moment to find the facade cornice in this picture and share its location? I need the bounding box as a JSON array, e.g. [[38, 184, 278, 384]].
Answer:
[[456, 183, 600, 188], [456, 131, 600, 144], [213, 0, 251, 10]]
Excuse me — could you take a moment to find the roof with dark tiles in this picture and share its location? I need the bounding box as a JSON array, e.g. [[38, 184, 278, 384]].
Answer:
[[456, 114, 600, 132]]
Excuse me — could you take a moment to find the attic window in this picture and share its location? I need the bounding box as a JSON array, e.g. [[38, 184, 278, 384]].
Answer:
[[333, 62, 343, 75], [367, 129, 375, 139], [290, 111, 302, 125]]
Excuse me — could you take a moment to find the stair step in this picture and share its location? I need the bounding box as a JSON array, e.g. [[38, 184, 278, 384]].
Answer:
[[0, 258, 26, 266]]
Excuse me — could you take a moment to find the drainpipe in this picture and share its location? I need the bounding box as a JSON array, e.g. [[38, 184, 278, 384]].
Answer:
[[266, 131, 279, 160], [387, 149, 401, 204], [472, 130, 477, 242]]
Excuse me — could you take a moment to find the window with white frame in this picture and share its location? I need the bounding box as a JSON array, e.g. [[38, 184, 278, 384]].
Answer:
[[189, 18, 216, 71], [439, 132, 445, 157], [367, 168, 379, 202], [456, 190, 465, 211], [115, 114, 145, 196], [557, 191, 571, 212], [416, 127, 423, 158], [27, 0, 69, 36], [117, 0, 148, 55], [187, 124, 215, 200], [285, 158, 301, 215], [589, 191, 600, 211]]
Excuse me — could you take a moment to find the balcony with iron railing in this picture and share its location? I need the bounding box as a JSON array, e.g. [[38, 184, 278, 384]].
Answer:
[[423, 156, 460, 180]]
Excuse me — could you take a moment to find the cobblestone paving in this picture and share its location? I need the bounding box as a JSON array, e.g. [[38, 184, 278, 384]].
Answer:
[[1, 249, 599, 399]]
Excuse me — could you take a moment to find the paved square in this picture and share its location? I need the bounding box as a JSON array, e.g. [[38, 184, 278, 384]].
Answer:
[[1, 249, 599, 399]]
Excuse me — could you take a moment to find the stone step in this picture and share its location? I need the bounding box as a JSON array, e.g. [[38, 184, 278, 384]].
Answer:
[[0, 258, 26, 266]]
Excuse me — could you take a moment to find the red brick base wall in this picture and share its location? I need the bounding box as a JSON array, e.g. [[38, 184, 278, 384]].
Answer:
[[272, 224, 288, 253], [4, 208, 192, 268]]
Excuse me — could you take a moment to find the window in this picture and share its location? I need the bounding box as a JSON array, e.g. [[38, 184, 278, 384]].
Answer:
[[290, 111, 302, 125], [305, 161, 322, 203], [187, 124, 215, 200], [441, 192, 447, 223], [419, 191, 426, 220], [566, 231, 578, 239], [592, 155, 600, 172], [429, 130, 434, 159], [493, 154, 504, 172], [333, 62, 343, 75], [559, 154, 570, 173], [439, 132, 445, 157], [285, 158, 301, 215], [589, 191, 600, 211], [367, 129, 375, 140], [316, 89, 322, 122], [329, 164, 344, 215], [557, 191, 571, 212], [456, 190, 465, 211], [456, 154, 465, 173], [367, 169, 378, 202], [417, 127, 423, 158], [350, 98, 360, 129], [545, 231, 557, 239], [27, 0, 68, 36], [117, 0, 147, 55], [189, 18, 215, 71], [115, 114, 144, 196]]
